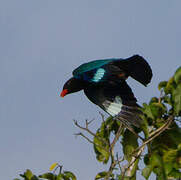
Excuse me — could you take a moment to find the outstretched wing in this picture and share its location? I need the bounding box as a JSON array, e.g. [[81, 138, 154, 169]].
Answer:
[[73, 59, 127, 84], [73, 55, 152, 86], [84, 80, 142, 128], [113, 55, 153, 86]]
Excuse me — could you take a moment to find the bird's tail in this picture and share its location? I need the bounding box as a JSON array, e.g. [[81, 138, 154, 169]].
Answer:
[[117, 55, 153, 86], [114, 105, 143, 128], [102, 99, 143, 128]]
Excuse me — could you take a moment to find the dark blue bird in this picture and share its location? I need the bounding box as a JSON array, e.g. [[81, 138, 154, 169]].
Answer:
[[60, 55, 152, 129]]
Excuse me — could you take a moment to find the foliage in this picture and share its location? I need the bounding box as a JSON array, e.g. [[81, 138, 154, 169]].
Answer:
[[15, 66, 181, 180], [14, 164, 76, 180]]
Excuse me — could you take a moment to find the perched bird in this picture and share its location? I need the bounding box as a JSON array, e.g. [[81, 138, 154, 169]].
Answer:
[[60, 55, 152, 130]]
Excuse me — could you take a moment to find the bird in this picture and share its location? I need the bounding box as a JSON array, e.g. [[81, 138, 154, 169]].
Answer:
[[60, 55, 152, 131]]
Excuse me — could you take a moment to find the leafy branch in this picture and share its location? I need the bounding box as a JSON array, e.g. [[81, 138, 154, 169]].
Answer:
[[73, 66, 181, 180], [15, 66, 181, 180]]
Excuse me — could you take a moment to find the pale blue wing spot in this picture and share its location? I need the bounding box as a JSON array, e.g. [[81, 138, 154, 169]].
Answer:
[[92, 68, 105, 82]]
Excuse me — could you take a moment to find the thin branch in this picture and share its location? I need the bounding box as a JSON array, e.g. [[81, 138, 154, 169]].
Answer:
[[73, 119, 108, 145], [121, 115, 173, 178], [122, 121, 144, 141], [116, 153, 124, 172], [74, 132, 94, 144], [73, 120, 97, 138], [134, 115, 173, 154], [99, 112, 105, 123], [74, 115, 173, 180], [104, 124, 124, 180], [159, 89, 164, 103], [74, 132, 109, 151], [85, 119, 94, 127], [110, 123, 123, 149], [149, 115, 173, 137], [122, 144, 145, 179]]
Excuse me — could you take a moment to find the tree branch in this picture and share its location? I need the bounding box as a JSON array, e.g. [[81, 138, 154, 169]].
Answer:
[[104, 124, 124, 180], [121, 115, 173, 179], [73, 119, 109, 146], [133, 115, 173, 154], [74, 132, 94, 144]]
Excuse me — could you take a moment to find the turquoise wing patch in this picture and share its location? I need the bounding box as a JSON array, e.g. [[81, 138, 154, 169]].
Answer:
[[72, 58, 121, 83], [73, 59, 114, 77], [92, 68, 105, 82]]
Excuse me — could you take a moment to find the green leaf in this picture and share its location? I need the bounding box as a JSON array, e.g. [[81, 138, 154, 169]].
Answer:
[[178, 144, 181, 150], [174, 66, 181, 84], [122, 130, 138, 162], [163, 149, 177, 162], [165, 77, 174, 94], [150, 102, 167, 118], [168, 168, 181, 179], [120, 176, 136, 180], [93, 118, 112, 164], [143, 154, 150, 165], [172, 84, 181, 116], [163, 124, 181, 147], [158, 81, 167, 90], [63, 171, 77, 180], [140, 115, 149, 139], [56, 174, 64, 180], [149, 97, 159, 104], [150, 153, 162, 166], [20, 169, 34, 180], [93, 130, 110, 163], [31, 176, 39, 180], [122, 130, 139, 178], [142, 103, 154, 120], [151, 153, 167, 180], [95, 171, 108, 179], [39, 172, 56, 180], [163, 95, 172, 106], [142, 165, 153, 179], [25, 169, 34, 179], [164, 162, 173, 175]]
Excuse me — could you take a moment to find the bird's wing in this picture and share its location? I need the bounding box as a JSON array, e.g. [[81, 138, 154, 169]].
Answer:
[[84, 81, 142, 128], [112, 55, 153, 86], [73, 55, 152, 86], [73, 59, 127, 84]]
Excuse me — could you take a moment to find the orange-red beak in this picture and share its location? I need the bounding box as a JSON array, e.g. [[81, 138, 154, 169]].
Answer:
[[60, 89, 68, 97]]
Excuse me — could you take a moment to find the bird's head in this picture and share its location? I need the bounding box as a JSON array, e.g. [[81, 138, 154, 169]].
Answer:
[[60, 77, 85, 97]]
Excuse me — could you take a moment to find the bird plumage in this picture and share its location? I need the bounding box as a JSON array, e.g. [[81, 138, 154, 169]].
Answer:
[[61, 55, 152, 129], [73, 55, 152, 86]]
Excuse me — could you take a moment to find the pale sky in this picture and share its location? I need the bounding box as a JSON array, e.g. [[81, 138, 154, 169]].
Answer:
[[0, 0, 181, 180]]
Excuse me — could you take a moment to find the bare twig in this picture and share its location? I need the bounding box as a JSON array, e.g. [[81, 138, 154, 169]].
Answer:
[[116, 153, 124, 172], [99, 112, 105, 123], [73, 120, 97, 138], [104, 124, 124, 180], [158, 89, 164, 103], [73, 119, 108, 145], [74, 132, 94, 144], [110, 123, 123, 149]]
